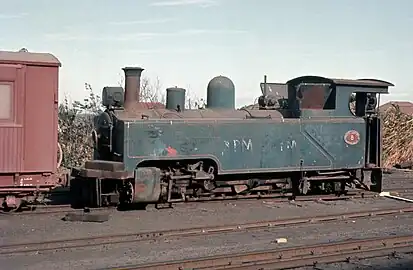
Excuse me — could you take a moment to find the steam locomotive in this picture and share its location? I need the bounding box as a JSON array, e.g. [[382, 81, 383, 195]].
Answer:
[[70, 66, 393, 209]]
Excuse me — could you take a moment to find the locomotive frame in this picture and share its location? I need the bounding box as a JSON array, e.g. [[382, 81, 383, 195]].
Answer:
[[70, 66, 393, 209]]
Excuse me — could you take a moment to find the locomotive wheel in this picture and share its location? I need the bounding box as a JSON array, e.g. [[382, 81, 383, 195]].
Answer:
[[117, 182, 134, 209]]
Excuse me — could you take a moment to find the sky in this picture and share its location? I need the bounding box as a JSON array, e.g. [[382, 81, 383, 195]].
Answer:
[[1, 0, 412, 107]]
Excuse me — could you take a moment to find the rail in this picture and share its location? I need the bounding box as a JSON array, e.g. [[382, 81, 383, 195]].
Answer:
[[1, 206, 413, 255], [107, 234, 413, 270], [4, 191, 378, 215]]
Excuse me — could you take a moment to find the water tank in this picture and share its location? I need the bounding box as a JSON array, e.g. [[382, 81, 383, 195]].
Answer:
[[207, 76, 235, 109], [166, 87, 186, 111]]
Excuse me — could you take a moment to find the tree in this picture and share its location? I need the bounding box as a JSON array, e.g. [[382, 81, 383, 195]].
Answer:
[[117, 74, 165, 104]]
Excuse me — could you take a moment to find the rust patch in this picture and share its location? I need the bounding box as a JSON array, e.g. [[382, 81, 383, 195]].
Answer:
[[134, 183, 146, 193], [166, 146, 178, 156]]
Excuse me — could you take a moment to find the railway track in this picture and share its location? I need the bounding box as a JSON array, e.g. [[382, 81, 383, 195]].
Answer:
[[385, 187, 413, 194], [1, 190, 379, 216], [107, 234, 413, 270], [1, 206, 413, 256]]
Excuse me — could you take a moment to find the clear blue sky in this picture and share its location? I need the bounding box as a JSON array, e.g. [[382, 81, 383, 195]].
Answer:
[[1, 0, 412, 107]]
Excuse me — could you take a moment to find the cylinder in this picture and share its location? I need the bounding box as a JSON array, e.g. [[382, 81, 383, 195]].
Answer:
[[166, 87, 186, 112], [122, 67, 144, 110], [206, 76, 235, 109]]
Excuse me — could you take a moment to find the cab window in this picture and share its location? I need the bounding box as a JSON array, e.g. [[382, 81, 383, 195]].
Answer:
[[297, 83, 336, 110]]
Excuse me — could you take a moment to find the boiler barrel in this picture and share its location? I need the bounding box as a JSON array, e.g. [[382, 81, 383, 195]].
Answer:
[[166, 87, 186, 111]]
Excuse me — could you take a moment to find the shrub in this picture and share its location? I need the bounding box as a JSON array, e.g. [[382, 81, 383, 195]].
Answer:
[[58, 83, 102, 168], [382, 104, 413, 167]]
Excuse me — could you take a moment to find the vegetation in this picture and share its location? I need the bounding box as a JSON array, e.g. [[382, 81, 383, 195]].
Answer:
[[382, 104, 413, 167], [58, 83, 102, 168]]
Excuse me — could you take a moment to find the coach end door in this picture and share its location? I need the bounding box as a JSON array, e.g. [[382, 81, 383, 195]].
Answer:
[[0, 64, 25, 174]]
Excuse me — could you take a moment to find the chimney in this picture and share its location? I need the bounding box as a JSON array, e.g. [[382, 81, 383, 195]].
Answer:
[[122, 67, 144, 110]]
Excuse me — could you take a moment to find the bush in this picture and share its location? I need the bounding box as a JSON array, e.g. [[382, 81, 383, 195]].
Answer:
[[58, 83, 102, 168], [382, 104, 413, 167]]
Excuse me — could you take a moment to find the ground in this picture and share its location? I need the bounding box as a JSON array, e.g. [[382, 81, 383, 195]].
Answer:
[[0, 170, 413, 269]]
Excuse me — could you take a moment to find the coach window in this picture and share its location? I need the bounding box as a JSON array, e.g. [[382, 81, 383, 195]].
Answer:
[[297, 83, 336, 110], [0, 83, 12, 120]]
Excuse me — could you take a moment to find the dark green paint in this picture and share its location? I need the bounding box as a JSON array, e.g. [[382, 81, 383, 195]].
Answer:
[[102, 86, 124, 107], [207, 76, 235, 109], [119, 118, 366, 174], [166, 87, 186, 111], [102, 75, 393, 180]]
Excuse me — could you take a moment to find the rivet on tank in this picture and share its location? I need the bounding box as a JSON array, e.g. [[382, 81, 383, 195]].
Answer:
[[206, 75, 235, 109], [166, 86, 186, 112]]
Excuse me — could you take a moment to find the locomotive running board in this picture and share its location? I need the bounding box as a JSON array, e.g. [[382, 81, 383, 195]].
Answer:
[[71, 167, 132, 179]]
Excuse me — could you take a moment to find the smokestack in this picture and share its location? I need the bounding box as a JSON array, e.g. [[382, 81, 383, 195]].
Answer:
[[122, 67, 144, 110]]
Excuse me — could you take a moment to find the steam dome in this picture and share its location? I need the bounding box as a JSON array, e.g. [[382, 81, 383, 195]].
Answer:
[[206, 76, 235, 109]]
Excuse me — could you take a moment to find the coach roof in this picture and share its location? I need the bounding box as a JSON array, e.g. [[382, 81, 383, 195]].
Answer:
[[0, 50, 61, 67]]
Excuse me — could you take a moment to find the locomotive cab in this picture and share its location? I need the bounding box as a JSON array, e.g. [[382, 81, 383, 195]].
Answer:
[[286, 76, 337, 118], [285, 76, 393, 192], [349, 89, 384, 168]]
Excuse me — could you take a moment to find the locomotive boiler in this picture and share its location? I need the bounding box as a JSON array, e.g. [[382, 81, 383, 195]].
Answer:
[[70, 66, 393, 209]]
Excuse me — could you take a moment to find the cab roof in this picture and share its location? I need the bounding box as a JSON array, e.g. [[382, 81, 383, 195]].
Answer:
[[287, 75, 394, 88]]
